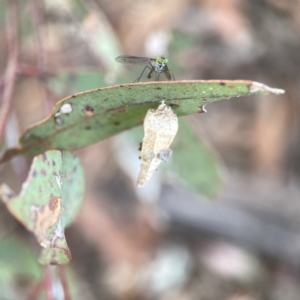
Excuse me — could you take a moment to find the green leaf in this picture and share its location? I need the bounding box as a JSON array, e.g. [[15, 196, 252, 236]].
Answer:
[[170, 119, 222, 198], [0, 237, 42, 299], [1, 150, 85, 265], [0, 80, 284, 163]]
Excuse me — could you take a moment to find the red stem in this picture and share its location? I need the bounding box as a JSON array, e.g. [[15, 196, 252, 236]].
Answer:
[[58, 265, 72, 300], [0, 77, 4, 91], [18, 64, 41, 77], [26, 280, 44, 300], [0, 0, 19, 145], [45, 266, 53, 300], [31, 0, 53, 114]]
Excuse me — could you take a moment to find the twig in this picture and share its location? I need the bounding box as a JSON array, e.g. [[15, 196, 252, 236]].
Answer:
[[45, 266, 53, 300], [32, 0, 47, 73], [32, 0, 53, 114], [18, 64, 41, 77], [0, 65, 40, 98], [26, 280, 44, 300], [58, 265, 72, 300], [0, 0, 19, 145], [0, 77, 4, 92], [5, 112, 28, 182]]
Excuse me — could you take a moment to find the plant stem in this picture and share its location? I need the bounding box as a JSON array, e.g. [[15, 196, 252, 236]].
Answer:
[[45, 266, 54, 300], [58, 265, 72, 300], [0, 0, 19, 145], [31, 0, 53, 114], [26, 280, 44, 300]]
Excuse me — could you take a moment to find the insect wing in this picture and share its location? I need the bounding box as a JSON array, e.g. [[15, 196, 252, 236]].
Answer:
[[115, 55, 155, 65]]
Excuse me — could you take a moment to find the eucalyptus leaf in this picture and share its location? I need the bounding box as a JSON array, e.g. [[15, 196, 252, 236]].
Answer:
[[0, 80, 284, 163], [171, 119, 222, 198], [1, 150, 85, 265]]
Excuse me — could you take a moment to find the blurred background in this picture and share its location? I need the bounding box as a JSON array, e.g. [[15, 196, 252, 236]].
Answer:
[[0, 0, 299, 299]]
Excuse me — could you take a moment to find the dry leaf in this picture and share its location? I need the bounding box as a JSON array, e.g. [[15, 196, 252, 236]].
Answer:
[[137, 102, 178, 187]]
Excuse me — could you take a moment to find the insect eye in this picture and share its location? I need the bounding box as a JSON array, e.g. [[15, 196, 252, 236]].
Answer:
[[156, 57, 162, 64], [163, 58, 168, 64]]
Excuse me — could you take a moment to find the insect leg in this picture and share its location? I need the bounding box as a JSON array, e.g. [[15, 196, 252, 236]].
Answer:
[[147, 68, 153, 79], [134, 66, 148, 83], [134, 65, 153, 83], [169, 69, 176, 81], [162, 65, 173, 81]]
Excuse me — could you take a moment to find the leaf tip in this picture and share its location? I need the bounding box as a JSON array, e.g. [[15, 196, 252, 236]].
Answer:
[[198, 105, 207, 113], [250, 82, 285, 95], [0, 183, 14, 203]]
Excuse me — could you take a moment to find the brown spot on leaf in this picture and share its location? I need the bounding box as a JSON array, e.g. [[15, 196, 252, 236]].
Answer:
[[42, 153, 47, 162], [103, 98, 108, 102], [83, 105, 94, 117], [220, 82, 226, 86], [71, 95, 76, 98], [50, 252, 58, 265], [85, 126, 92, 130], [118, 108, 126, 113], [31, 196, 62, 247], [49, 196, 59, 211], [64, 251, 72, 263], [52, 160, 56, 166], [138, 142, 143, 151], [114, 121, 120, 126], [32, 169, 37, 177], [155, 87, 162, 90], [41, 169, 47, 175], [54, 116, 63, 125], [169, 104, 179, 108]]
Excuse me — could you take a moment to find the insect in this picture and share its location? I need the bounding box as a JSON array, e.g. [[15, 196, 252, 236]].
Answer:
[[115, 55, 175, 83]]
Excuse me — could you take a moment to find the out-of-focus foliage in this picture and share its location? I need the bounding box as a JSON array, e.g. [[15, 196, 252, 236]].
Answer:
[[0, 237, 41, 300], [48, 71, 107, 96], [171, 118, 223, 198]]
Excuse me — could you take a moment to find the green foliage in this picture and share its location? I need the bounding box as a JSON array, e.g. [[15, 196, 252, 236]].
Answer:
[[0, 80, 282, 163], [0, 237, 42, 299], [171, 119, 222, 198]]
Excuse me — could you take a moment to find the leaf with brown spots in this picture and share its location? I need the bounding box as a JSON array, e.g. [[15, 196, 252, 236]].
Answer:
[[31, 196, 62, 248], [1, 150, 85, 265], [0, 80, 284, 163]]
